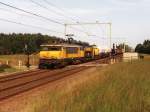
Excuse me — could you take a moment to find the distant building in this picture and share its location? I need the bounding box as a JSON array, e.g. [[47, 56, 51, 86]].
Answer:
[[123, 52, 139, 62]]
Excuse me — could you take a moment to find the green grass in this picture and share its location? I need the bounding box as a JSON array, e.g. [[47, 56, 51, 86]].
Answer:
[[55, 60, 150, 112], [2, 56, 148, 112], [24, 58, 150, 112]]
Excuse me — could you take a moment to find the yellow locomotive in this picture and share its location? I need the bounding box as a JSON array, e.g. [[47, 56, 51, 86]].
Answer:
[[84, 45, 100, 59], [39, 44, 100, 69]]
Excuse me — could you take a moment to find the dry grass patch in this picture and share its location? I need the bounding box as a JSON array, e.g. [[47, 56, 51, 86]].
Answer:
[[0, 54, 39, 66], [1, 58, 150, 112], [30, 59, 150, 112]]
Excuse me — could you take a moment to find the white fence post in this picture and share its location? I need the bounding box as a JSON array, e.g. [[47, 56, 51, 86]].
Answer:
[[18, 60, 22, 69], [6, 60, 9, 65]]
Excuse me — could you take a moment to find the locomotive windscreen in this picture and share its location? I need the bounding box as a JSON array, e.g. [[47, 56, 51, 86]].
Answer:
[[41, 46, 61, 51], [66, 47, 78, 54]]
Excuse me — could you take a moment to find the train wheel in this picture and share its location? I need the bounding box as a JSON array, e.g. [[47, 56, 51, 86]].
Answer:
[[38, 64, 47, 69], [47, 64, 55, 69]]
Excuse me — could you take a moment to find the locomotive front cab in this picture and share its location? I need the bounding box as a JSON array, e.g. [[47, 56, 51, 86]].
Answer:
[[40, 45, 63, 59], [39, 45, 64, 69], [84, 46, 100, 60], [84, 47, 93, 59]]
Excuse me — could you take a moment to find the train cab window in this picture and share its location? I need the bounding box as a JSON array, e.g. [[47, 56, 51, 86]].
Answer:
[[48, 47, 61, 51], [80, 47, 84, 51], [66, 47, 78, 54], [41, 46, 62, 51], [41, 47, 49, 51]]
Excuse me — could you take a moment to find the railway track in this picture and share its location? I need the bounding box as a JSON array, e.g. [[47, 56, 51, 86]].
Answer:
[[0, 69, 48, 82], [0, 56, 122, 101], [0, 66, 91, 101]]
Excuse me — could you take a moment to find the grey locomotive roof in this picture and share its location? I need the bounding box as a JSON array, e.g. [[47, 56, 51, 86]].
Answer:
[[40, 44, 82, 47]]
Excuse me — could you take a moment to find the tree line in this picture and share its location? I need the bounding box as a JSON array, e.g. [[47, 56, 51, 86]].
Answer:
[[135, 40, 150, 54], [0, 33, 89, 55]]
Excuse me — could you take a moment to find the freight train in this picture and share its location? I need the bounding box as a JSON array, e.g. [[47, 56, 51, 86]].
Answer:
[[39, 44, 100, 69], [39, 43, 122, 69]]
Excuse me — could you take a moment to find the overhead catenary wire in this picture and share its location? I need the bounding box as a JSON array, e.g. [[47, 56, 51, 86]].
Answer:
[[42, 0, 92, 36], [1, 8, 70, 26], [0, 1, 102, 40], [0, 18, 64, 34], [0, 7, 36, 19], [0, 7, 67, 24], [0, 1, 64, 25], [29, 0, 76, 22], [0, 1, 90, 37], [29, 0, 91, 36], [43, 0, 78, 22], [29, 0, 78, 23], [97, 24, 106, 38]]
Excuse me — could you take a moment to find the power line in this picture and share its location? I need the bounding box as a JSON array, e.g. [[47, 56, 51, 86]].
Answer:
[[43, 0, 78, 22], [0, 1, 90, 36], [0, 1, 64, 25], [97, 24, 106, 37], [0, 7, 35, 19], [29, 0, 76, 22], [29, 0, 91, 36], [0, 18, 64, 34], [30, 0, 93, 36], [0, 1, 97, 38], [0, 7, 67, 23], [43, 0, 92, 35], [69, 26, 89, 35]]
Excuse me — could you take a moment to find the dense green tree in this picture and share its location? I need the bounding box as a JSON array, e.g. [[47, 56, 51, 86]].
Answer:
[[135, 40, 150, 54], [0, 33, 89, 55]]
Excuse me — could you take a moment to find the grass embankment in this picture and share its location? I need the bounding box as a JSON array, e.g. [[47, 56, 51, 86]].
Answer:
[[0, 55, 39, 75], [0, 64, 14, 73], [0, 64, 23, 74], [23, 57, 150, 112]]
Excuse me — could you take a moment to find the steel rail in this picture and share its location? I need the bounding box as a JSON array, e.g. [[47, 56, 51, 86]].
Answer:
[[0, 69, 48, 82], [0, 66, 91, 101]]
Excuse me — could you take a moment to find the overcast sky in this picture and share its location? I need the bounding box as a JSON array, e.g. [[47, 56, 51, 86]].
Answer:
[[0, 0, 150, 49]]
